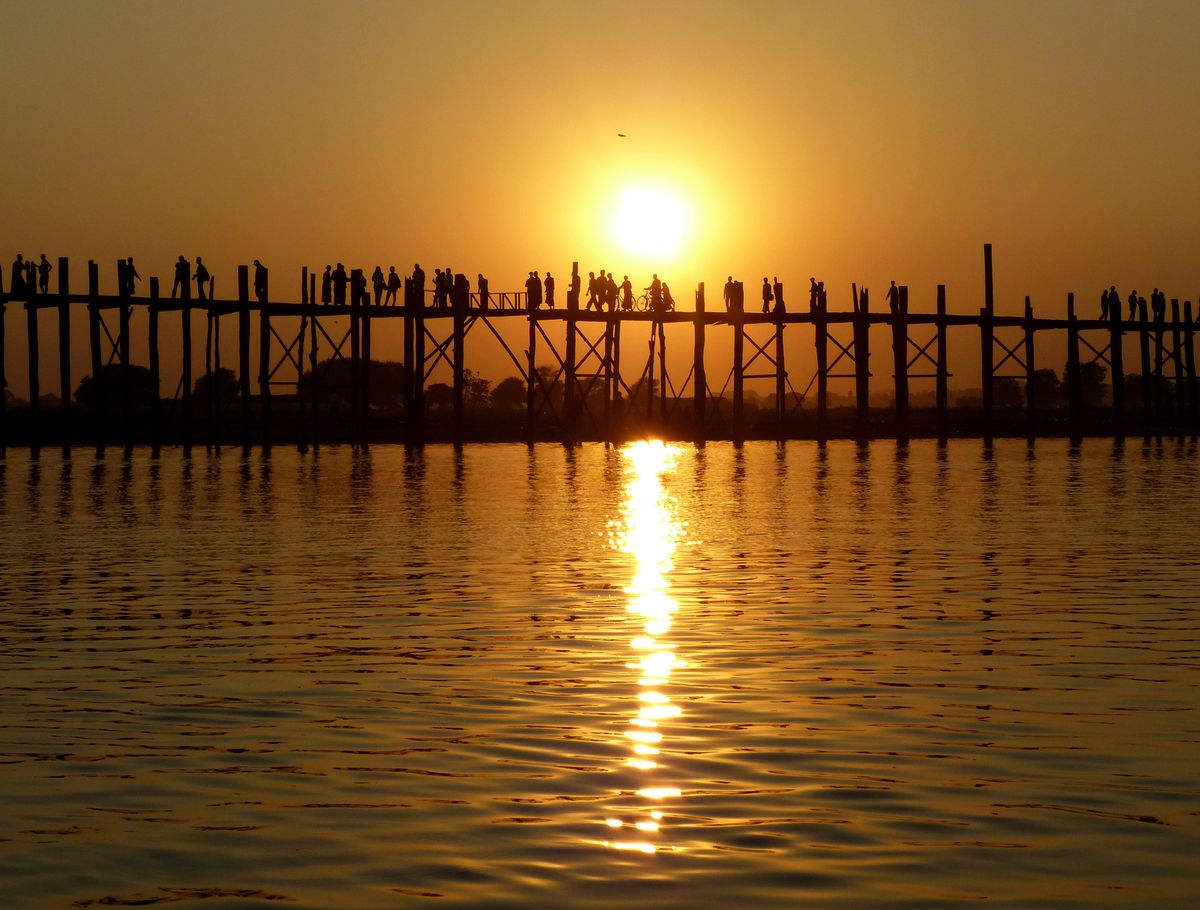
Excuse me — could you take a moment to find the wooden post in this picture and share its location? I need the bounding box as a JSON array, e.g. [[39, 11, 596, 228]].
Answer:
[[936, 285, 948, 441], [452, 278, 466, 444], [694, 283, 706, 443], [1138, 297, 1151, 430], [181, 264, 192, 453], [237, 265, 251, 450], [815, 288, 827, 444], [612, 318, 622, 435], [361, 275, 372, 446], [658, 319, 668, 430], [413, 281, 425, 442], [774, 311, 786, 439], [892, 286, 909, 442], [204, 307, 214, 450], [298, 267, 309, 453], [259, 267, 271, 450], [604, 310, 614, 441], [309, 273, 321, 449], [1185, 300, 1198, 428], [1153, 304, 1165, 427], [1171, 299, 1184, 431], [57, 258, 70, 451], [149, 277, 161, 453], [526, 307, 537, 442], [349, 269, 361, 445], [1024, 296, 1036, 439], [981, 243, 994, 442], [87, 261, 104, 452], [118, 260, 131, 451], [0, 266, 6, 458], [1066, 293, 1081, 442], [26, 281, 40, 444], [732, 282, 744, 443], [564, 292, 578, 443], [1110, 292, 1124, 436], [854, 285, 870, 438]]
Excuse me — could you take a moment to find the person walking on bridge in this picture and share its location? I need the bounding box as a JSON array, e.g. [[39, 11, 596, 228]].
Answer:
[[194, 257, 211, 300], [385, 266, 401, 305], [172, 256, 191, 300], [645, 274, 662, 311], [37, 254, 51, 295], [371, 266, 385, 306], [545, 271, 555, 309], [761, 277, 772, 313]]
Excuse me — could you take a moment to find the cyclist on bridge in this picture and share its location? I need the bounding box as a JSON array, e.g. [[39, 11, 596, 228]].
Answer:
[[645, 274, 662, 311]]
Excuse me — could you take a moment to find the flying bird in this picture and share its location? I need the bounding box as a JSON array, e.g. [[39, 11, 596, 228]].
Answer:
[[617, 133, 626, 138]]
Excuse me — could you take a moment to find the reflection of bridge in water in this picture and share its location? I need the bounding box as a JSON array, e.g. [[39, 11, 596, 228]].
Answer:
[[1, 243, 1197, 453]]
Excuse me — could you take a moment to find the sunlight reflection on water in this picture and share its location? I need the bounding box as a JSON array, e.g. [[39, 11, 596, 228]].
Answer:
[[605, 440, 685, 853]]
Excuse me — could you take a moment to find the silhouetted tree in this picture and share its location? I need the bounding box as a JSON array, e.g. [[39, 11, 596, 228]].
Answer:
[[297, 358, 408, 410], [995, 377, 1023, 409], [74, 364, 158, 410], [1079, 362, 1109, 408], [1030, 368, 1062, 407], [193, 368, 239, 406], [426, 382, 453, 410], [491, 376, 525, 410], [462, 369, 492, 409]]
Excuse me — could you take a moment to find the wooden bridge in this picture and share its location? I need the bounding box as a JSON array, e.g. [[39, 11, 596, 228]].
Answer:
[[0, 244, 1196, 454]]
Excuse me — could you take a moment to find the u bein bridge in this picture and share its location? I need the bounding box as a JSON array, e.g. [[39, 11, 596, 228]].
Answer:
[[0, 243, 1197, 456]]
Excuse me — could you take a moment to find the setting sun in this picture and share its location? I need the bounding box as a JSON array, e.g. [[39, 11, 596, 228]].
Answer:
[[612, 188, 687, 259]]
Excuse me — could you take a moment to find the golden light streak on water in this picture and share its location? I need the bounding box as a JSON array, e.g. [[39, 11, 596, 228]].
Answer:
[[602, 439, 685, 855]]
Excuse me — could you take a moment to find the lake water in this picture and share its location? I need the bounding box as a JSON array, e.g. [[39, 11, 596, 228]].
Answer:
[[1, 439, 1198, 909]]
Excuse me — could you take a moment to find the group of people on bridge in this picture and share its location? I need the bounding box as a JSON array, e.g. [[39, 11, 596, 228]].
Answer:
[[1099, 286, 1174, 322], [8, 254, 55, 297]]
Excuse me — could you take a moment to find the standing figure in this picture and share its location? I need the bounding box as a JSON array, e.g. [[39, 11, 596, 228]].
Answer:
[[321, 265, 332, 305], [253, 260, 268, 304], [37, 254, 51, 295], [761, 277, 772, 313], [586, 271, 598, 310], [10, 254, 26, 296], [1099, 287, 1110, 321], [412, 263, 426, 307], [477, 273, 490, 310], [810, 277, 821, 311], [606, 271, 618, 311], [124, 258, 141, 297], [385, 266, 401, 305], [194, 257, 211, 300], [772, 276, 785, 313], [568, 268, 581, 309], [173, 256, 191, 300], [1107, 286, 1118, 322], [645, 274, 662, 311], [886, 280, 899, 314], [662, 282, 674, 311], [371, 266, 385, 306], [544, 271, 555, 308], [1128, 289, 1138, 321], [723, 275, 735, 312], [332, 263, 348, 306]]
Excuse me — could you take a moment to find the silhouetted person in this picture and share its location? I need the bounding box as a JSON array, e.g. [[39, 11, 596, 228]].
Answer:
[[773, 277, 785, 313], [412, 263, 426, 307], [761, 277, 772, 313], [723, 275, 734, 312], [645, 274, 662, 311], [351, 269, 368, 306], [1108, 285, 1118, 321], [321, 265, 332, 305], [1152, 288, 1165, 321], [124, 257, 140, 297], [810, 277, 820, 311], [545, 271, 555, 308], [533, 271, 543, 308], [443, 266, 453, 306], [477, 273, 490, 310], [332, 263, 348, 306], [663, 282, 674, 311], [525, 271, 539, 309], [886, 280, 899, 314], [385, 266, 401, 305], [1099, 287, 1110, 321], [253, 259, 268, 304], [372, 266, 385, 305], [1128, 289, 1138, 321], [172, 256, 191, 300], [586, 271, 598, 310], [195, 257, 211, 300], [37, 254, 51, 295], [606, 271, 618, 311], [819, 281, 828, 311], [11, 254, 26, 296], [620, 275, 633, 311]]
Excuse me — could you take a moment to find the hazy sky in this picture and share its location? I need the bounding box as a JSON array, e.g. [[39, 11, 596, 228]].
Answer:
[[3, 0, 1199, 396]]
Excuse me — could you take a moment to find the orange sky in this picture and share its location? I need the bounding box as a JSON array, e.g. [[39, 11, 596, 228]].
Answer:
[[3, 0, 1199, 399]]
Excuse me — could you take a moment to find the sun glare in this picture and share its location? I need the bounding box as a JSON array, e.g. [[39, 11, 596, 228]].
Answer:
[[612, 188, 687, 259]]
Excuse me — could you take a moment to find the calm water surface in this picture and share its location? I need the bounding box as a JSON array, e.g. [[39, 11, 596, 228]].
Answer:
[[1, 440, 1198, 908]]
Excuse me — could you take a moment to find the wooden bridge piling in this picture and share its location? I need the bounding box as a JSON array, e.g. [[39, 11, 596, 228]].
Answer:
[[87, 261, 104, 454], [181, 267, 192, 454], [308, 273, 320, 450], [565, 296, 578, 444], [259, 267, 272, 451], [1110, 300, 1125, 436], [149, 277, 161, 455], [453, 280, 466, 444], [362, 276, 372, 447], [1066, 293, 1081, 443], [854, 287, 870, 440], [1137, 297, 1151, 429], [732, 284, 745, 443], [936, 285, 948, 442], [349, 269, 361, 448], [774, 304, 786, 439], [815, 290, 828, 444], [298, 267, 309, 453], [413, 288, 425, 443], [657, 319, 667, 430], [25, 272, 40, 451], [57, 257, 71, 453], [237, 266, 251, 451], [981, 242, 995, 443], [1171, 299, 1184, 430], [0, 266, 6, 458], [1185, 301, 1198, 428], [118, 260, 132, 453], [1024, 296, 1036, 440], [1152, 304, 1165, 428], [892, 285, 909, 443], [694, 283, 706, 443]]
